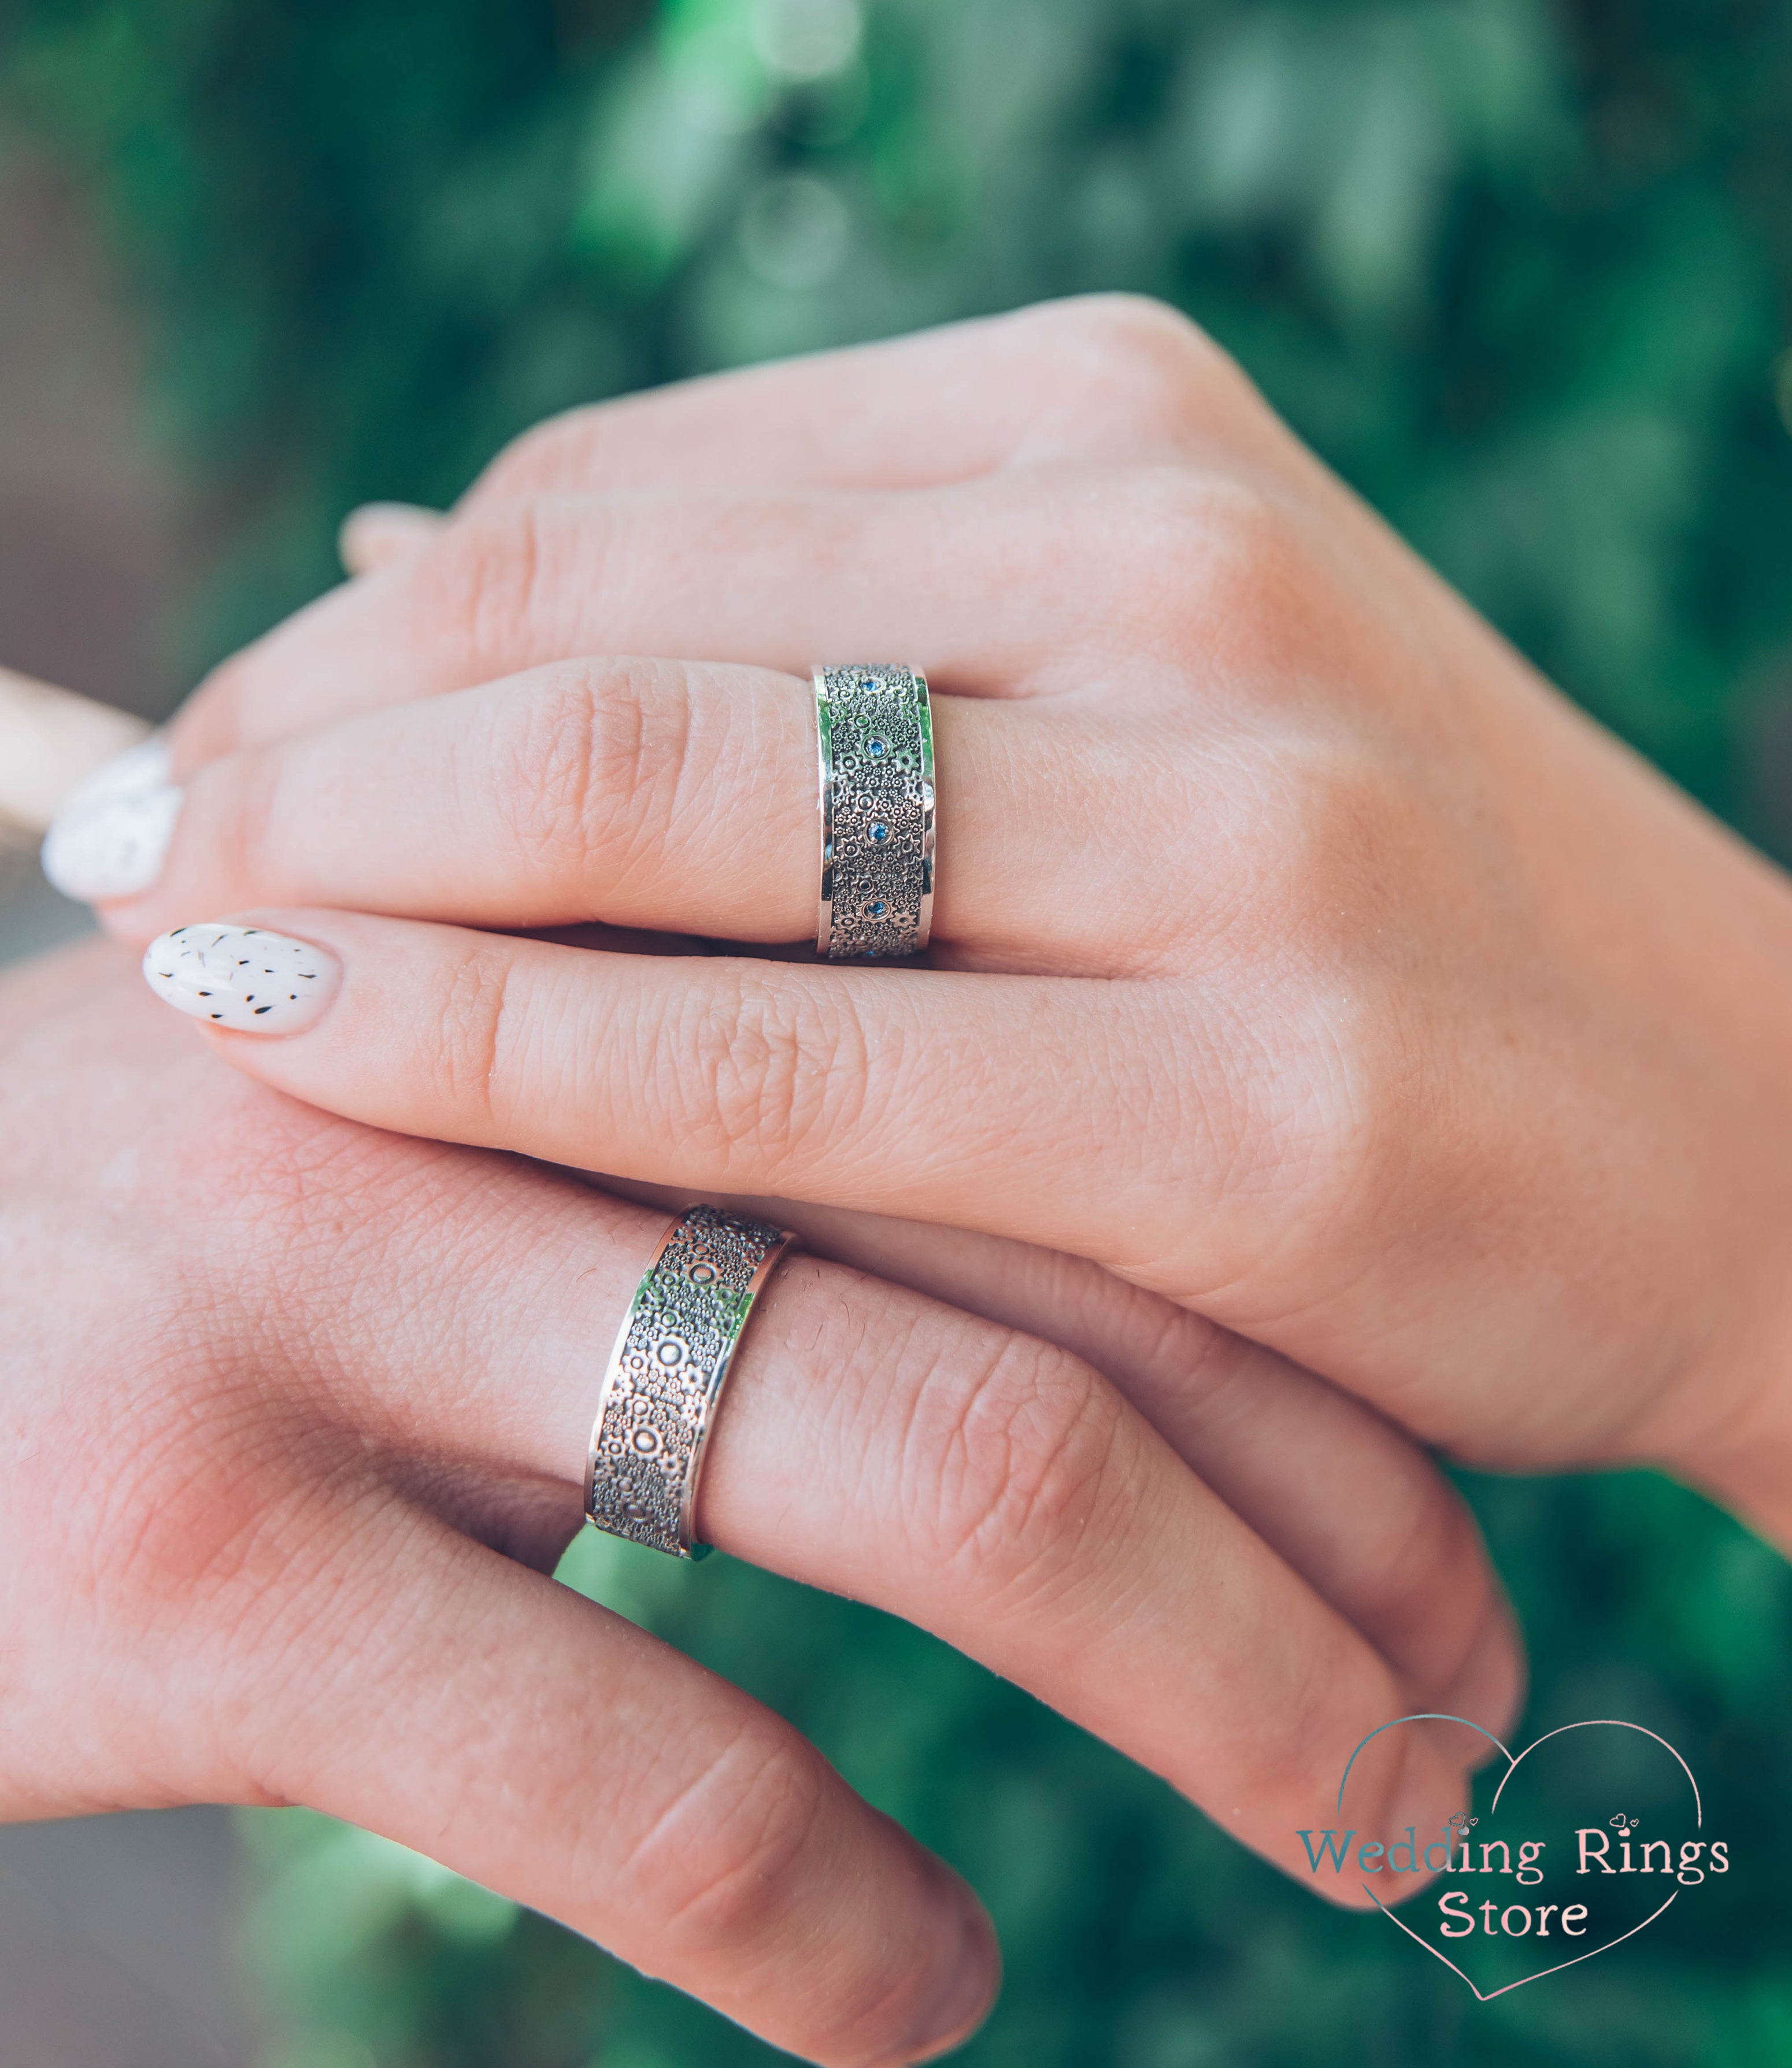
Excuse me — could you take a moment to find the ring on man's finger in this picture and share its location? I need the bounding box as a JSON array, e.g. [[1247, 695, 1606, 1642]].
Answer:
[[584, 1205, 797, 1559]]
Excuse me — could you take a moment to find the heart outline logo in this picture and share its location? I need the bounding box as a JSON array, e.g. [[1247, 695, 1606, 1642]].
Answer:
[[1337, 1712, 1702, 2001]]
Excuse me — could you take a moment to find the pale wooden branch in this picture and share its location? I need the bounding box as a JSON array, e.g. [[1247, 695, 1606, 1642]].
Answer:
[[0, 665, 151, 838]]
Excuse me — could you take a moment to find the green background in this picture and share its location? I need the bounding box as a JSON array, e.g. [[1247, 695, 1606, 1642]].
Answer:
[[7, 1, 1792, 2061]]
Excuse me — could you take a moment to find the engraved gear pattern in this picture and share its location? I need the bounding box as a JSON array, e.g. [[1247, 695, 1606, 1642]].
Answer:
[[585, 1207, 794, 1559], [816, 665, 935, 959]]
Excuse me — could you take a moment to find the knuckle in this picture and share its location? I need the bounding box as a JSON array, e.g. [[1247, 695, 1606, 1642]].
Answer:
[[24, 1290, 231, 1641], [1190, 735, 1435, 1277], [1110, 465, 1306, 649], [920, 1328, 1127, 1601], [1217, 959, 1386, 1236], [208, 740, 285, 890], [619, 1723, 955, 2065], [99, 1410, 299, 1619], [1059, 292, 1217, 378], [431, 939, 514, 1129], [1011, 294, 1243, 446], [480, 665, 606, 875], [622, 1723, 830, 1957], [482, 659, 704, 891], [472, 404, 602, 503], [677, 976, 872, 1178], [85, 1351, 357, 1670], [1249, 738, 1397, 938], [180, 650, 254, 759], [409, 505, 559, 675]]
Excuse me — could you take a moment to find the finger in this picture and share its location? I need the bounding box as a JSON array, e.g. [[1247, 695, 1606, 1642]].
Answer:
[[338, 1195, 1491, 1902], [142, 915, 1254, 1297], [596, 1176, 1523, 1733], [226, 1494, 998, 2066], [461, 295, 1304, 505], [134, 931, 1490, 1888], [117, 657, 1166, 978], [171, 464, 1231, 763], [691, 1251, 1484, 1896], [339, 501, 446, 575], [173, 297, 1306, 767]]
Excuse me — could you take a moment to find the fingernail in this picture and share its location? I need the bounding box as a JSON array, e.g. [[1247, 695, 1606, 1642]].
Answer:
[[142, 923, 340, 1033], [901, 1889, 1001, 2065], [41, 735, 183, 902], [338, 500, 444, 574], [1386, 1737, 1463, 1891]]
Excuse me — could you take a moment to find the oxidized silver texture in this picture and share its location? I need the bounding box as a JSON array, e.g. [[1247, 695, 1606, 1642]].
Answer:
[[814, 665, 935, 959], [585, 1207, 795, 1559]]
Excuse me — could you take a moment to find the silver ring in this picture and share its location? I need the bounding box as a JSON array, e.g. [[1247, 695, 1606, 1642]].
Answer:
[[585, 1207, 796, 1560], [814, 665, 935, 960]]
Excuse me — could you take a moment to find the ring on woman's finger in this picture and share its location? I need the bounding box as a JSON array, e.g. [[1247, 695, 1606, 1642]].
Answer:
[[814, 664, 935, 960], [585, 1204, 797, 1558]]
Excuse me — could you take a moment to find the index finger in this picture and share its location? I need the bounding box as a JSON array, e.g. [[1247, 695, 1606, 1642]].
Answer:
[[234, 1494, 998, 2068], [333, 298, 1283, 577]]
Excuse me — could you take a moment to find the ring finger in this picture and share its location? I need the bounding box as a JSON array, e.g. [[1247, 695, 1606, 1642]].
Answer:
[[98, 656, 1191, 979], [311, 1151, 1502, 1897]]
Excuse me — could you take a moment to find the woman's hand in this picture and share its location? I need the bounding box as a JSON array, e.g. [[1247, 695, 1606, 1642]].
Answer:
[[0, 937, 1512, 2064], [86, 295, 1792, 1548]]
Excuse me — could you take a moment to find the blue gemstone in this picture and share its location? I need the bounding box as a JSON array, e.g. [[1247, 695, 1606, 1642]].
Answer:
[[869, 823, 889, 842], [861, 676, 878, 691], [867, 737, 887, 757], [869, 901, 886, 918]]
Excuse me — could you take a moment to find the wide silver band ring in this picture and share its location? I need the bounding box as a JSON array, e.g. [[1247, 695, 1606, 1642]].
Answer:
[[814, 664, 935, 960], [584, 1206, 797, 1560]]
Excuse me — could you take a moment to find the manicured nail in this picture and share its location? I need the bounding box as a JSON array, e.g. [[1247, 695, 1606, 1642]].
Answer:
[[142, 923, 340, 1033], [41, 735, 184, 902]]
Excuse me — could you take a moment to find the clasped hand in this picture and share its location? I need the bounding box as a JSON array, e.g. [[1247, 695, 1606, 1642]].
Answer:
[[15, 295, 1792, 2066]]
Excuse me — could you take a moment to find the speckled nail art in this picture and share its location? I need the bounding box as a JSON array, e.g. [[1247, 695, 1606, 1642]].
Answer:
[[41, 735, 184, 902], [141, 924, 339, 1034]]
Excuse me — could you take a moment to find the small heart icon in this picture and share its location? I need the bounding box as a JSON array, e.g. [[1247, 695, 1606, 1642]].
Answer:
[[1321, 1714, 1713, 2000]]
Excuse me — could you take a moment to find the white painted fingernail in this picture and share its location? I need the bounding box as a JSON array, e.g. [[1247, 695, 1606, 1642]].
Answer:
[[41, 735, 184, 901], [142, 924, 340, 1034]]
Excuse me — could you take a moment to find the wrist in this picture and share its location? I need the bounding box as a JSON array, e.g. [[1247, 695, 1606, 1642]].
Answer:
[[1621, 830, 1792, 1549]]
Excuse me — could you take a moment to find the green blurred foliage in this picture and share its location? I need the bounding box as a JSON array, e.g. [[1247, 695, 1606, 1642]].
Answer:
[[7, 1, 1792, 2062]]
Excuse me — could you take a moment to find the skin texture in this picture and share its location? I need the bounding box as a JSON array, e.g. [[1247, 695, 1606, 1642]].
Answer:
[[0, 937, 1513, 2066], [97, 295, 1792, 1547]]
